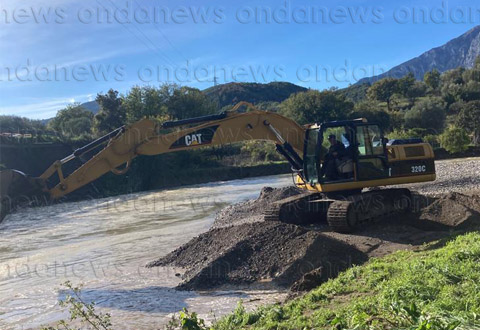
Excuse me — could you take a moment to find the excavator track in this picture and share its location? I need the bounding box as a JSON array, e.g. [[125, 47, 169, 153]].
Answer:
[[327, 188, 412, 233], [264, 192, 323, 225], [326, 201, 357, 233], [265, 188, 412, 232]]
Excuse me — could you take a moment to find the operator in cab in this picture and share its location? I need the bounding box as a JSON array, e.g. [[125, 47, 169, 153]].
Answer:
[[320, 134, 346, 180]]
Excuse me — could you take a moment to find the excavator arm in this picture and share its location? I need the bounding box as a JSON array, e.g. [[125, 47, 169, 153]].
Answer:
[[0, 103, 305, 218], [46, 107, 305, 199]]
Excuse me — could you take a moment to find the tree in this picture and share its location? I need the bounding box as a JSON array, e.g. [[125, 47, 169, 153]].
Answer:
[[440, 126, 470, 153], [0, 115, 47, 134], [122, 84, 215, 123], [123, 86, 167, 123], [456, 100, 480, 146], [166, 86, 216, 120], [462, 57, 480, 83], [351, 101, 391, 131], [93, 89, 125, 135], [397, 73, 415, 98], [424, 69, 441, 92], [448, 100, 466, 115], [367, 78, 398, 110], [404, 97, 446, 133], [388, 111, 406, 132], [440, 67, 465, 105], [459, 81, 480, 102], [404, 81, 427, 107], [279, 90, 354, 125], [48, 104, 93, 137], [441, 67, 465, 86], [252, 101, 280, 112]]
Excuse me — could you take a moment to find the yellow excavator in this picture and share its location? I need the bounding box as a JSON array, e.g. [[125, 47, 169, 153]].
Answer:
[[0, 102, 435, 232]]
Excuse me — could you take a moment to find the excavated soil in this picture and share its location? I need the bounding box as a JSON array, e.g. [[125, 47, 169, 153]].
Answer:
[[148, 186, 480, 292]]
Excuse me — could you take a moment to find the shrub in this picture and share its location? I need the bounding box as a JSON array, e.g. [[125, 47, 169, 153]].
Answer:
[[41, 281, 112, 330], [387, 128, 428, 140], [439, 126, 470, 153], [423, 134, 440, 148], [167, 309, 209, 330], [404, 97, 446, 133], [241, 141, 282, 163], [456, 100, 480, 146]]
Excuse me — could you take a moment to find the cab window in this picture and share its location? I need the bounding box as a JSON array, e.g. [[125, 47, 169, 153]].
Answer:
[[355, 125, 387, 180], [356, 125, 384, 156], [304, 128, 319, 184]]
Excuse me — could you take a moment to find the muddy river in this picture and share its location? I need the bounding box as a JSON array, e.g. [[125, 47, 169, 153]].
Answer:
[[0, 174, 293, 329]]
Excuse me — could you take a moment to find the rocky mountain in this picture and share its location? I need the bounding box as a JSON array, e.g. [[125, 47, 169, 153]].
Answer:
[[203, 82, 308, 108], [357, 25, 480, 84]]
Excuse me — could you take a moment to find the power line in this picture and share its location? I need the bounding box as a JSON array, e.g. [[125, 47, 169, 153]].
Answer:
[[95, 0, 178, 67], [105, 0, 178, 66], [132, 0, 189, 62]]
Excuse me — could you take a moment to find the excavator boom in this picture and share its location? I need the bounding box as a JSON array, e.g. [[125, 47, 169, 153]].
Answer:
[[0, 103, 305, 220]]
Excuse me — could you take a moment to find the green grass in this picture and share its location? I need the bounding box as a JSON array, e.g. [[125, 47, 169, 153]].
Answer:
[[213, 232, 480, 330]]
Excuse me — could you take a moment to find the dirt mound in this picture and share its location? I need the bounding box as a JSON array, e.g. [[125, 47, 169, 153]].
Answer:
[[212, 186, 302, 228], [419, 192, 480, 228], [148, 221, 366, 290], [149, 188, 480, 292]]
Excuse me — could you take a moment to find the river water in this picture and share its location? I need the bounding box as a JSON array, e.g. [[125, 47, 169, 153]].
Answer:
[[0, 174, 293, 329]]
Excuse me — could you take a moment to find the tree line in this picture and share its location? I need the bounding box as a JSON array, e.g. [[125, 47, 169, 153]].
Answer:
[[45, 84, 216, 141], [277, 57, 480, 153], [2, 58, 479, 155]]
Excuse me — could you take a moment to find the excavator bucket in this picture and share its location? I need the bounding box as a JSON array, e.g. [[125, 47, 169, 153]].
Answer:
[[0, 169, 48, 222]]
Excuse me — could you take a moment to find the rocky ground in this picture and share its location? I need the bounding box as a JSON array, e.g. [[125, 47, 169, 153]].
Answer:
[[148, 158, 480, 292]]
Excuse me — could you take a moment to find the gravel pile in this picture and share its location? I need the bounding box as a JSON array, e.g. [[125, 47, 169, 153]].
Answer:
[[403, 158, 480, 195], [148, 221, 366, 290]]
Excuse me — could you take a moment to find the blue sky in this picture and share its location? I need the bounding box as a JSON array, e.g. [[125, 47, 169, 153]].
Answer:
[[0, 0, 478, 119]]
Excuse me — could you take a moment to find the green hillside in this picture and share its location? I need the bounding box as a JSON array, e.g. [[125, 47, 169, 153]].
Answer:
[[203, 81, 307, 108]]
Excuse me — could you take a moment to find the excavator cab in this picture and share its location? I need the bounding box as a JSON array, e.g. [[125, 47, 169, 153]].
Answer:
[[303, 119, 390, 190]]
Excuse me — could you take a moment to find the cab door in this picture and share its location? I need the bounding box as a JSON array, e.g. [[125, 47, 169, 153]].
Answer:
[[354, 125, 389, 180], [303, 128, 320, 185]]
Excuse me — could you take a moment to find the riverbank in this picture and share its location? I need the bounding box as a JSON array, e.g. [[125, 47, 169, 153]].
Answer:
[[152, 157, 480, 329], [212, 231, 480, 329], [149, 186, 480, 292]]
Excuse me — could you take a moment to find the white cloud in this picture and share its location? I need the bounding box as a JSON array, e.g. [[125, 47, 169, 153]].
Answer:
[[0, 94, 92, 119]]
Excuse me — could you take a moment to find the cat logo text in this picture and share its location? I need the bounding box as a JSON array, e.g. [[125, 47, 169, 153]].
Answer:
[[185, 134, 202, 146], [169, 125, 219, 149]]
